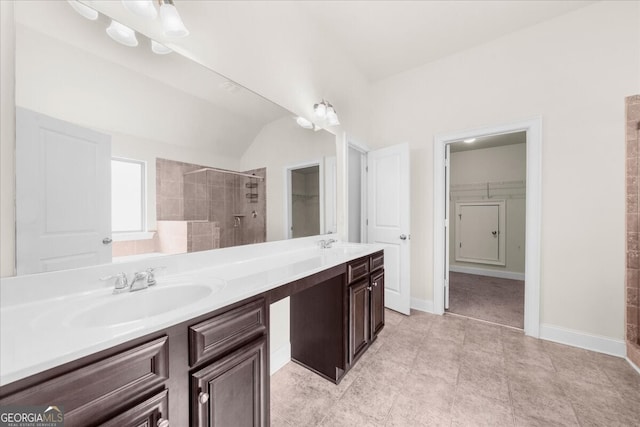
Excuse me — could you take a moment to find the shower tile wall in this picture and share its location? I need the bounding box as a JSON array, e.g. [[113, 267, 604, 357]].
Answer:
[[626, 94, 640, 368], [156, 159, 266, 252]]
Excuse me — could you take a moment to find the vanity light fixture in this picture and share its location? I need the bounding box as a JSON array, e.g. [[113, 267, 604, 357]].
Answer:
[[463, 138, 476, 143], [151, 40, 172, 55], [106, 20, 139, 47], [121, 0, 158, 20], [67, 0, 99, 20], [313, 99, 340, 126], [314, 100, 328, 119], [296, 116, 314, 129], [159, 0, 190, 38]]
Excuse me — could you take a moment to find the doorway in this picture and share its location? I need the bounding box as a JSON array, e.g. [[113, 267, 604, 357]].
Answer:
[[447, 133, 526, 329], [286, 164, 321, 238], [433, 118, 542, 337], [347, 144, 367, 243]]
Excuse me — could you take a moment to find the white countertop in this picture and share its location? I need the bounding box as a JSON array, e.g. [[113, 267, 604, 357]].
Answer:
[[0, 238, 384, 386]]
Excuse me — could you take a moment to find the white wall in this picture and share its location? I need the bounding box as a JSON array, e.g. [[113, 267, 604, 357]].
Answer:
[[87, 1, 371, 146], [240, 117, 336, 242], [370, 1, 640, 340], [450, 143, 526, 275]]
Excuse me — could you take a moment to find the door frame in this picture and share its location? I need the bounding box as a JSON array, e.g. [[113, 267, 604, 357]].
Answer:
[[284, 160, 324, 239], [433, 117, 542, 337]]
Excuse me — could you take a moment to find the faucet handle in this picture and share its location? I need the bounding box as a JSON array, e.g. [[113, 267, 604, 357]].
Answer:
[[145, 266, 166, 286], [100, 273, 129, 291]]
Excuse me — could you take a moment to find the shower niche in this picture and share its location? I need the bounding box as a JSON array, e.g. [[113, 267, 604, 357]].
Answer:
[[156, 158, 266, 253]]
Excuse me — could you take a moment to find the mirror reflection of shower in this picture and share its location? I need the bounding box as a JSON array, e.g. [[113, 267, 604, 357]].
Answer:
[[155, 158, 266, 254]]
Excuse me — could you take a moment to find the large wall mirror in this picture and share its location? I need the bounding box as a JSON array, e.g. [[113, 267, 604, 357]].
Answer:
[[6, 1, 336, 276]]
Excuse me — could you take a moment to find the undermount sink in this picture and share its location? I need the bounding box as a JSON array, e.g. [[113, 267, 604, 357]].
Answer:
[[70, 280, 225, 328]]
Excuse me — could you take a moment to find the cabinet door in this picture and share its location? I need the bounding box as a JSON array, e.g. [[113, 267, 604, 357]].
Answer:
[[370, 271, 385, 339], [99, 389, 168, 427], [349, 279, 370, 363], [191, 337, 268, 427]]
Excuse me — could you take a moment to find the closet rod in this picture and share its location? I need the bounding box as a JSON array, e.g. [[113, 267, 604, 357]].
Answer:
[[184, 167, 264, 181]]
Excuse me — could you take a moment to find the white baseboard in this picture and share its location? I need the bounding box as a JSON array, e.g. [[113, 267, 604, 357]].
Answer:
[[539, 324, 626, 357], [627, 357, 640, 375], [270, 343, 291, 375], [450, 265, 525, 281], [410, 298, 434, 314]]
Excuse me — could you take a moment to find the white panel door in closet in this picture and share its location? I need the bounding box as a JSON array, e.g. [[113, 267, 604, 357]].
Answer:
[[367, 143, 410, 315], [454, 200, 505, 266], [16, 108, 112, 275]]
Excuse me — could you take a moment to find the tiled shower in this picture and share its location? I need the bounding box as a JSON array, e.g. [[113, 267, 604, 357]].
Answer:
[[156, 158, 267, 252], [626, 94, 640, 368]]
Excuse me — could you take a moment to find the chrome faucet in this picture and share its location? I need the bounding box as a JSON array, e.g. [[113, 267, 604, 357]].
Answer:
[[101, 267, 165, 294], [129, 271, 150, 292], [318, 238, 337, 249]]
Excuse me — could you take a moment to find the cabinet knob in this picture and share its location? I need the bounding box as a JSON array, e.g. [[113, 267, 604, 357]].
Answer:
[[373, 281, 378, 287], [199, 392, 210, 404], [367, 286, 373, 291], [157, 418, 169, 427]]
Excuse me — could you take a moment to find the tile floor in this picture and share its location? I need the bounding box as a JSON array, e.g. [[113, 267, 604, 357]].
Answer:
[[270, 310, 640, 426], [449, 272, 524, 329]]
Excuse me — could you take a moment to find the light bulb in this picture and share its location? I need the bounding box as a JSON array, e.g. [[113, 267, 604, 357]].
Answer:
[[67, 0, 99, 20], [121, 0, 158, 19], [326, 106, 340, 126], [106, 20, 139, 47], [159, 1, 190, 38], [151, 40, 172, 55], [314, 102, 327, 119], [296, 117, 314, 129]]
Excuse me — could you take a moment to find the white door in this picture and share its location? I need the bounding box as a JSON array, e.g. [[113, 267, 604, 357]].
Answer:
[[444, 144, 451, 309], [16, 108, 112, 275], [457, 204, 500, 261], [367, 143, 410, 315]]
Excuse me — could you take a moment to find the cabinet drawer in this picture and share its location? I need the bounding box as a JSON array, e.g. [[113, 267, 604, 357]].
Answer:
[[370, 252, 384, 272], [100, 389, 168, 427], [189, 298, 267, 367], [0, 336, 169, 427], [347, 257, 369, 283]]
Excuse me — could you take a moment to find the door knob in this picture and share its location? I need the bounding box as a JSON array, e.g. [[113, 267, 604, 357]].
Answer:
[[491, 231, 497, 237], [199, 392, 210, 404], [399, 234, 407, 240], [102, 237, 112, 244]]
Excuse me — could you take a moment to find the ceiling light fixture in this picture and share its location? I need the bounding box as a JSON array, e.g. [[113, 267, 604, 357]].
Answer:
[[121, 0, 158, 19], [106, 20, 139, 47], [313, 99, 340, 126], [67, 0, 99, 20], [151, 40, 172, 54], [159, 0, 189, 38], [463, 138, 476, 143]]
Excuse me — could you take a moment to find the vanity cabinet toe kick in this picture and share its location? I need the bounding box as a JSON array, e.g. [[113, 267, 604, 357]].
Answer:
[[0, 251, 384, 427]]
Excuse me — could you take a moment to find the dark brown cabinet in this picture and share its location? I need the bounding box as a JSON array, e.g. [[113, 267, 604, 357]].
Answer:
[[191, 337, 267, 427], [0, 336, 169, 427], [289, 251, 385, 383], [189, 298, 268, 427], [0, 252, 383, 426], [349, 278, 370, 363], [347, 252, 385, 364], [370, 270, 385, 338]]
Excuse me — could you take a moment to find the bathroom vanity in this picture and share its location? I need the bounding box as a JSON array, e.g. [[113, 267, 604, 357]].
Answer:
[[0, 242, 385, 426]]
